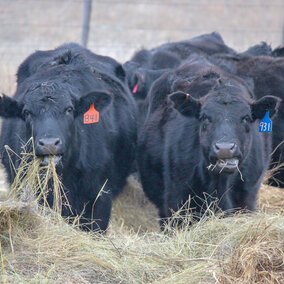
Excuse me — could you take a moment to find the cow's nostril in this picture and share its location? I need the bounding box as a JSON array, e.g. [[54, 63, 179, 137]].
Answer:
[[54, 139, 61, 146], [213, 142, 238, 159], [230, 143, 236, 151], [36, 138, 62, 156], [213, 143, 220, 153]]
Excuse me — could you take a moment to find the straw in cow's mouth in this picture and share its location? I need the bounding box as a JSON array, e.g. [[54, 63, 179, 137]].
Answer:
[[207, 159, 244, 182], [40, 155, 62, 166], [207, 162, 218, 171]]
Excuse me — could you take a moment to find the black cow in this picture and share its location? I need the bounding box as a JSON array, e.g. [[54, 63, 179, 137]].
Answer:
[[208, 53, 284, 187], [124, 32, 235, 101], [124, 32, 235, 127], [0, 43, 137, 231], [153, 31, 236, 59], [123, 51, 181, 101], [240, 42, 284, 57], [137, 59, 280, 226], [272, 45, 284, 57], [124, 63, 173, 127], [241, 42, 272, 56]]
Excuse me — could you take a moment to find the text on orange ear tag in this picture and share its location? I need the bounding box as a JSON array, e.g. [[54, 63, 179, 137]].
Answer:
[[83, 104, 99, 124]]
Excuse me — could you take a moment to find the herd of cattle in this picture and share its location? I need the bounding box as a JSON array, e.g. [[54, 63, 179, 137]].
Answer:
[[0, 32, 283, 231]]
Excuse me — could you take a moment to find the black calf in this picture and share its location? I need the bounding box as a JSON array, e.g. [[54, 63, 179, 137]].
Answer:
[[137, 60, 280, 227]]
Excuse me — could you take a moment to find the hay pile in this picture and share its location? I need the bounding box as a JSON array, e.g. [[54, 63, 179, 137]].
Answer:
[[0, 155, 284, 283]]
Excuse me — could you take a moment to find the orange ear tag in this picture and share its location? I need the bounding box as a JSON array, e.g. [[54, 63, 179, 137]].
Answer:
[[83, 104, 99, 124]]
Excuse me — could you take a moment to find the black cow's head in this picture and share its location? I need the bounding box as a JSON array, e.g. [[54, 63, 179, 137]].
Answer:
[[124, 61, 170, 101], [169, 82, 280, 174], [0, 83, 111, 165], [125, 67, 162, 101]]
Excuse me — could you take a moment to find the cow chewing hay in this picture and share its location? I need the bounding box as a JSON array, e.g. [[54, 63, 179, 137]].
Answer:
[[4, 139, 69, 215], [207, 160, 245, 182], [0, 151, 284, 282]]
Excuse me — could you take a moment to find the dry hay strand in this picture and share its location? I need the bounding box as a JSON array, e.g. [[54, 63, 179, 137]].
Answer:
[[216, 216, 284, 284], [256, 151, 284, 213], [207, 160, 244, 182], [110, 176, 159, 233], [263, 161, 284, 187], [0, 200, 120, 283], [263, 140, 284, 187], [1, 190, 284, 283], [4, 139, 69, 216], [1, 142, 284, 282], [258, 184, 284, 213]]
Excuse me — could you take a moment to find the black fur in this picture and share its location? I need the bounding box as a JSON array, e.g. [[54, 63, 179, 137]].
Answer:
[[153, 32, 236, 59], [241, 42, 272, 56], [0, 43, 137, 232], [124, 32, 235, 104], [137, 60, 280, 227], [208, 53, 284, 187], [272, 45, 284, 57]]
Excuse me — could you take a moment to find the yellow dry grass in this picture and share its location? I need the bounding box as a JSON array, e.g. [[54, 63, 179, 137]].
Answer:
[[0, 154, 284, 283]]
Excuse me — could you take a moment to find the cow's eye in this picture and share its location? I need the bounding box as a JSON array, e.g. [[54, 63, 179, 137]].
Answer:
[[200, 114, 211, 123], [65, 107, 74, 114], [241, 115, 251, 123], [23, 110, 31, 119]]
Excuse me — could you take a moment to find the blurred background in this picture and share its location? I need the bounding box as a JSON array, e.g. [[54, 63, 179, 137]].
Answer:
[[0, 0, 284, 95]]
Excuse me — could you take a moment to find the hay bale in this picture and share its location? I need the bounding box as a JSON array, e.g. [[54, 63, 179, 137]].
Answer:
[[1, 198, 284, 283], [1, 147, 284, 283]]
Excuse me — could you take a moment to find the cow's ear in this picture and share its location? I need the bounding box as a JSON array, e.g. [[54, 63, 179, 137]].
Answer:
[[169, 91, 201, 118], [75, 91, 112, 115], [272, 45, 284, 57], [115, 64, 126, 82], [130, 71, 145, 95], [0, 94, 24, 118], [251, 95, 281, 120]]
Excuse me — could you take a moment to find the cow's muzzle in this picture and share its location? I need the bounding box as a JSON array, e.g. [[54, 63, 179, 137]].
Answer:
[[209, 142, 241, 173], [35, 137, 63, 166]]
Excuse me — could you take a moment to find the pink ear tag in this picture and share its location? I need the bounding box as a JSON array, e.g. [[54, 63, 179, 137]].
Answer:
[[132, 83, 138, 94]]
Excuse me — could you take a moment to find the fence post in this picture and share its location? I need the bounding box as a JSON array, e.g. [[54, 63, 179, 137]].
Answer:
[[81, 0, 93, 47]]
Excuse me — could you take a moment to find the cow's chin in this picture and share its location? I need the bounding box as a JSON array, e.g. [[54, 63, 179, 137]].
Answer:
[[40, 155, 62, 167], [215, 158, 239, 173]]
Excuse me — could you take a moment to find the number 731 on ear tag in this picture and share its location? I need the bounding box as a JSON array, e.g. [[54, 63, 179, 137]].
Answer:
[[259, 111, 272, 132], [84, 104, 99, 124]]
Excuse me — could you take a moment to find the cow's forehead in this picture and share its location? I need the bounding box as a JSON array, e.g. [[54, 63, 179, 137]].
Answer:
[[22, 92, 74, 115], [23, 82, 74, 104], [201, 93, 251, 117]]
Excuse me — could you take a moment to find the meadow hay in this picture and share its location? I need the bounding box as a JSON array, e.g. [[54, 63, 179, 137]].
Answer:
[[1, 195, 284, 283], [0, 151, 284, 283], [5, 140, 67, 215]]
